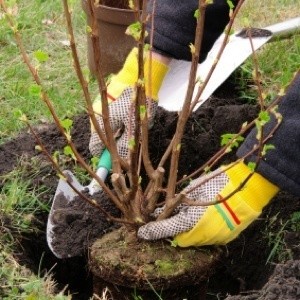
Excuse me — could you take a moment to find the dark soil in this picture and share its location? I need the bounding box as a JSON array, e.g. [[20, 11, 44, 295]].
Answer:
[[48, 189, 120, 258], [1, 80, 299, 299]]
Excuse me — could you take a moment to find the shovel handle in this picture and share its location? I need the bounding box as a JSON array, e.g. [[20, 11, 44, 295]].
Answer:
[[267, 17, 300, 40], [94, 148, 112, 182], [97, 148, 112, 171]]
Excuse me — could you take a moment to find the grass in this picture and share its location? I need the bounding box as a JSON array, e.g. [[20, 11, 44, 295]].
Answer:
[[0, 0, 91, 143], [264, 210, 300, 264], [0, 0, 300, 299], [0, 157, 70, 299], [234, 0, 300, 99]]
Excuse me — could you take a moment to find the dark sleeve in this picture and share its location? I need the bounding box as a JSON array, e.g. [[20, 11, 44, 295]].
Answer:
[[146, 0, 237, 62], [237, 71, 300, 196]]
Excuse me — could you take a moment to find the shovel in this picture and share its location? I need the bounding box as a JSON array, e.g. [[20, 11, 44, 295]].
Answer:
[[158, 17, 300, 112], [46, 148, 112, 258]]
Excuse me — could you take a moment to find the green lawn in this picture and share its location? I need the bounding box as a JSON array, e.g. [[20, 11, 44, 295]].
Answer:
[[0, 0, 91, 143], [1, 0, 300, 142]]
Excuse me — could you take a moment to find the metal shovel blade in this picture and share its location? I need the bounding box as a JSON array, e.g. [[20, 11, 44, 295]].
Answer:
[[46, 170, 86, 258], [158, 17, 300, 112], [47, 149, 112, 258]]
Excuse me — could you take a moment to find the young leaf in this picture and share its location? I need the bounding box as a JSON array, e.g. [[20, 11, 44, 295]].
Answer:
[[60, 118, 73, 132], [221, 133, 244, 148], [91, 156, 99, 171], [64, 145, 76, 161], [247, 162, 256, 172], [169, 239, 178, 247], [226, 0, 234, 10], [262, 144, 275, 156], [194, 9, 199, 19], [258, 110, 270, 126], [189, 43, 196, 54], [86, 25, 92, 34], [19, 114, 28, 122], [126, 21, 144, 41], [34, 50, 49, 63]]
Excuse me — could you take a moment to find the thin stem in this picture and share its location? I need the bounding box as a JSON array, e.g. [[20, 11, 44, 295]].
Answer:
[[87, 0, 124, 174], [165, 0, 207, 201]]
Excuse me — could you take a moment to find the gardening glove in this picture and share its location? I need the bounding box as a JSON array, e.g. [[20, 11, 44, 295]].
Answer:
[[89, 48, 169, 159], [138, 161, 279, 247]]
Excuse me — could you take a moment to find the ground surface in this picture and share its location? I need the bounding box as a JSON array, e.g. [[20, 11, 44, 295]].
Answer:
[[0, 80, 299, 299]]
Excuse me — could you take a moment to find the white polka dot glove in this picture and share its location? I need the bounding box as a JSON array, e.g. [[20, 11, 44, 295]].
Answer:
[[138, 162, 279, 247], [89, 48, 169, 159]]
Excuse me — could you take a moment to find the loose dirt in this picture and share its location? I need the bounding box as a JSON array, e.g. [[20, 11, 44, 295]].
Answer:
[[48, 190, 120, 258], [1, 80, 299, 299]]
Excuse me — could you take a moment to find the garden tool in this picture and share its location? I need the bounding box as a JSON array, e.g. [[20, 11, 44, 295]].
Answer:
[[158, 17, 300, 112], [47, 148, 111, 258]]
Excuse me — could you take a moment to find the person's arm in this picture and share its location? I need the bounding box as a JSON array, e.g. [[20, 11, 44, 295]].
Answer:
[[146, 0, 237, 62]]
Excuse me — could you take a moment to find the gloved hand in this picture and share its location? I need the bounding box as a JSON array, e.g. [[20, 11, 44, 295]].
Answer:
[[138, 161, 279, 247], [89, 48, 169, 159]]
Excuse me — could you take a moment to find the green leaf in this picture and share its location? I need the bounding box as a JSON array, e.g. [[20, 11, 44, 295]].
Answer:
[[189, 43, 196, 54], [221, 133, 244, 148], [60, 118, 73, 132], [91, 156, 99, 170], [169, 239, 178, 247], [194, 9, 199, 19], [262, 144, 275, 156], [63, 145, 76, 161], [258, 110, 270, 125], [247, 162, 256, 172], [125, 21, 144, 41], [34, 50, 49, 63], [227, 0, 234, 9]]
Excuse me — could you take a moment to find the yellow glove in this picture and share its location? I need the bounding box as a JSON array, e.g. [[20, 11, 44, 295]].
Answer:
[[138, 161, 279, 247]]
